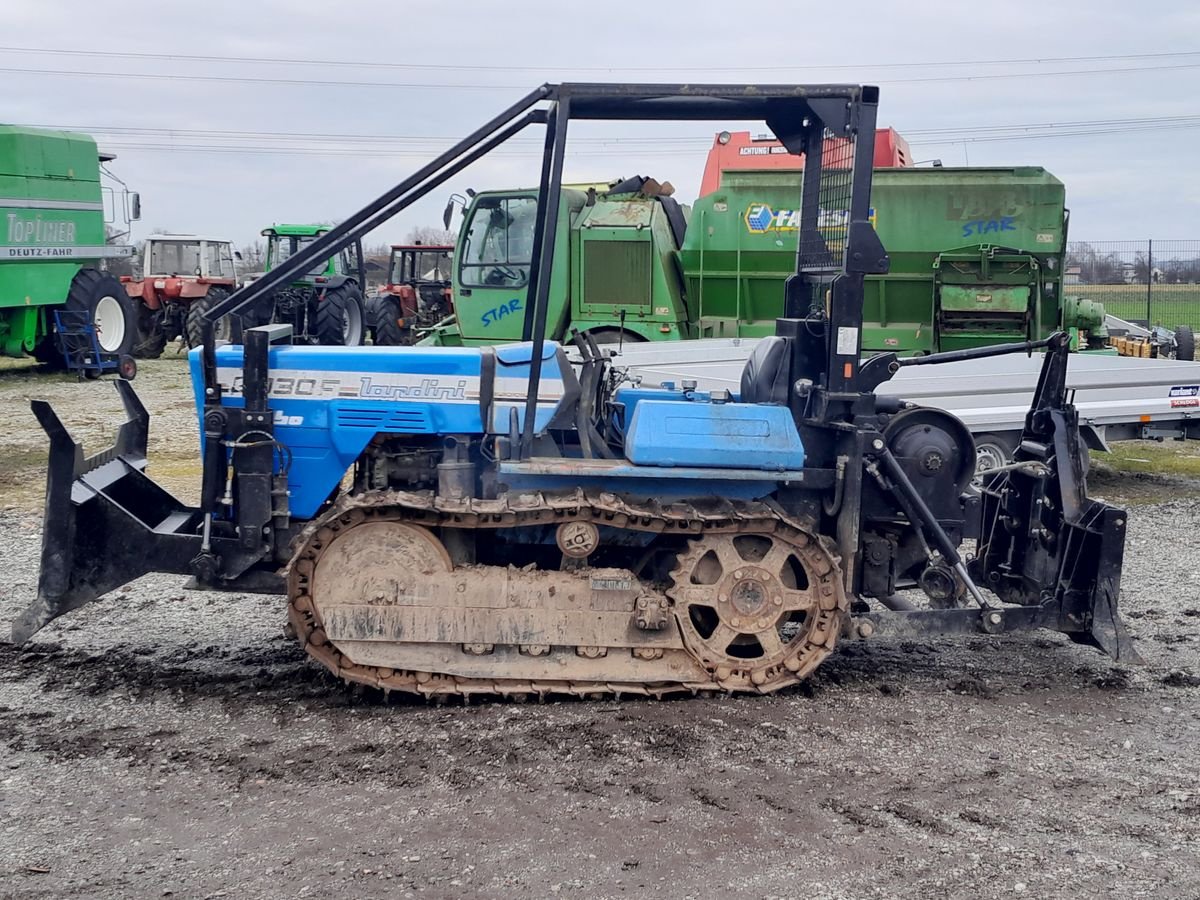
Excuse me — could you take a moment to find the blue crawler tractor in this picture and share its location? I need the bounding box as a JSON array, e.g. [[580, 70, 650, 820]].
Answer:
[[16, 84, 1135, 697]]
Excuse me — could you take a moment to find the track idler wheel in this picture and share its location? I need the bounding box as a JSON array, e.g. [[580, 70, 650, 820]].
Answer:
[[668, 529, 845, 692], [288, 513, 451, 679]]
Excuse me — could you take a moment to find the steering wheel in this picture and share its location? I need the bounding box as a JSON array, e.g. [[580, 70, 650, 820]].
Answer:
[[484, 265, 520, 285]]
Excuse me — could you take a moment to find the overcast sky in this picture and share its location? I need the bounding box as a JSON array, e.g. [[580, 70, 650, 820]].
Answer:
[[3, 1, 1197, 250]]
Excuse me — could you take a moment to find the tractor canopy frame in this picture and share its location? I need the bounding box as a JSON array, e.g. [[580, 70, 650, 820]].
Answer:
[[202, 83, 887, 457]]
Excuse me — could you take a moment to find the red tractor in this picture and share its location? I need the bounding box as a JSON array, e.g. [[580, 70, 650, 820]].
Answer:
[[122, 235, 240, 357], [368, 243, 452, 345]]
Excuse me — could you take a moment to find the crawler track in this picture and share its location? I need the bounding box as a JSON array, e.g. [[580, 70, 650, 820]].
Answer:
[[286, 489, 847, 698]]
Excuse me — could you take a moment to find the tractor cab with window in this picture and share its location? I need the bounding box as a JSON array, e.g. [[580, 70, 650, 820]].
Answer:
[[252, 224, 367, 346], [121, 234, 239, 357], [426, 178, 691, 346], [368, 243, 453, 345]]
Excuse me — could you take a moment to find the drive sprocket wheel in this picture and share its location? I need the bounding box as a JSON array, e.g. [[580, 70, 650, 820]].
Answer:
[[668, 528, 846, 692]]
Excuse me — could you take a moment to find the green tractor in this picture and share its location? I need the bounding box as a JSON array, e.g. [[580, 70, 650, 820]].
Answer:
[[0, 125, 141, 365], [243, 224, 367, 346]]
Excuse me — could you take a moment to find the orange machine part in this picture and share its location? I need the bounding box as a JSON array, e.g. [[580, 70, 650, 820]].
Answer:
[[122, 276, 232, 309], [699, 128, 912, 197]]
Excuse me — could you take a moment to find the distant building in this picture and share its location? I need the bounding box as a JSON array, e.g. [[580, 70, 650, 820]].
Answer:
[[1064, 264, 1081, 285], [1119, 262, 1164, 284], [364, 254, 389, 293]]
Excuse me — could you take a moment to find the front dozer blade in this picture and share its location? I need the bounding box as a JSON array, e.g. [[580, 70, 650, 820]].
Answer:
[[13, 380, 203, 644], [970, 336, 1141, 664]]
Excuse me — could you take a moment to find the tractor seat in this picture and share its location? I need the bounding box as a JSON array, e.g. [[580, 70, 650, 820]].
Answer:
[[739, 336, 790, 405]]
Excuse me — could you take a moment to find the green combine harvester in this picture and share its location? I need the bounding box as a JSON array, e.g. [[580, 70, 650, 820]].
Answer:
[[426, 159, 1107, 354], [0, 125, 139, 363]]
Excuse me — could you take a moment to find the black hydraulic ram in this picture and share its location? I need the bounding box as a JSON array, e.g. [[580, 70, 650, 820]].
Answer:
[[193, 325, 290, 583], [973, 333, 1136, 661]]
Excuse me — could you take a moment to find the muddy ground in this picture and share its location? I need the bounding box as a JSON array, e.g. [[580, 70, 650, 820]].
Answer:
[[0, 356, 1198, 899]]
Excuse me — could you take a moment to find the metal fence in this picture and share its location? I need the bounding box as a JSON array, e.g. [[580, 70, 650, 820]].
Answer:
[[1065, 240, 1200, 331]]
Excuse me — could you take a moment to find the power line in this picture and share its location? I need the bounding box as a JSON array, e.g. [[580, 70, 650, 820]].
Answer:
[[93, 141, 693, 159], [0, 65, 506, 91], [95, 120, 1200, 160], [19, 123, 709, 146], [0, 61, 1197, 93], [26, 113, 1198, 159], [2, 44, 1198, 73], [910, 121, 1200, 146], [904, 114, 1200, 135], [890, 62, 1200, 84], [32, 113, 1197, 145]]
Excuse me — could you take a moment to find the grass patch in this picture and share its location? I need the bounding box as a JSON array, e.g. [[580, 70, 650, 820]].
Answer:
[[0, 356, 42, 373], [0, 360, 77, 384], [1078, 284, 1200, 330], [0, 444, 201, 512], [1088, 440, 1200, 505], [0, 447, 52, 509], [1092, 439, 1200, 477], [145, 455, 203, 506]]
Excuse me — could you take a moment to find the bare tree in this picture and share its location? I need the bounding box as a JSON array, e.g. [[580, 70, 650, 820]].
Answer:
[[1067, 243, 1123, 285], [1163, 257, 1200, 285], [235, 240, 267, 277], [405, 225, 456, 246], [1133, 252, 1152, 285], [104, 224, 135, 277]]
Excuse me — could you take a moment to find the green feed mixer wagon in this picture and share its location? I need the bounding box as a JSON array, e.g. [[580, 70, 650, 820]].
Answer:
[[0, 125, 140, 363], [683, 164, 1107, 354], [428, 137, 1106, 355]]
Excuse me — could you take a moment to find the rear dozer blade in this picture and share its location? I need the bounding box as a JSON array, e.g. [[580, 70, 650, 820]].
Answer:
[[13, 380, 203, 644], [970, 334, 1141, 664]]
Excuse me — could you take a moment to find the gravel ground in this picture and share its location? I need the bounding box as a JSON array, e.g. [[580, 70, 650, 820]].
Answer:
[[1, 358, 1199, 899]]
